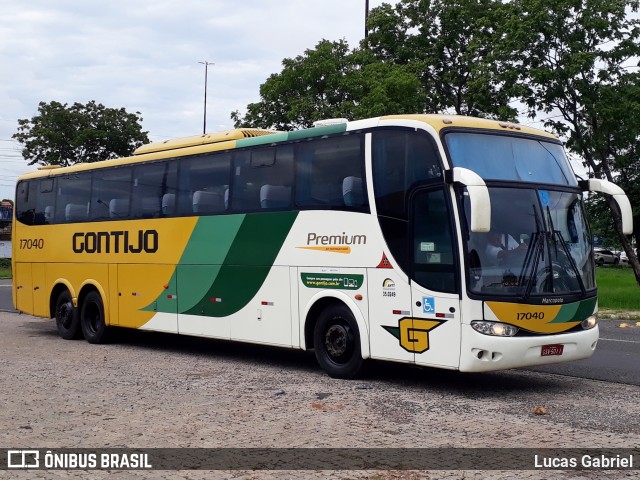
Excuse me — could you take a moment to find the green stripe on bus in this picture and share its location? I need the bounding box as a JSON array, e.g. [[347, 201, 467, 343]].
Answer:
[[146, 212, 297, 316], [550, 297, 597, 323], [235, 124, 348, 149], [236, 132, 289, 148], [143, 215, 245, 314], [182, 211, 298, 317], [287, 124, 347, 141]]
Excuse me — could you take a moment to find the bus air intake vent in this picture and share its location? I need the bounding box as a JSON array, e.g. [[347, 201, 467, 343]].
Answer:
[[240, 129, 277, 138]]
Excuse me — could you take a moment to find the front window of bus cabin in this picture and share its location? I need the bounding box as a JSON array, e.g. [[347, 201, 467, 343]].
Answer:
[[446, 132, 595, 298]]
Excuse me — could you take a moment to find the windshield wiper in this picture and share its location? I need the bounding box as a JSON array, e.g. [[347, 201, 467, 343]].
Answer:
[[523, 203, 546, 300], [553, 230, 586, 294], [523, 234, 543, 299], [546, 206, 586, 294]]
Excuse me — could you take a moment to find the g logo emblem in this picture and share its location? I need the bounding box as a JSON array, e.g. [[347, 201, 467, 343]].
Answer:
[[384, 318, 445, 354], [399, 318, 443, 353]]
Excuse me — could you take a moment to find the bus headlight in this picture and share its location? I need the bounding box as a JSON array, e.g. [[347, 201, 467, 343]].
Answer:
[[581, 315, 597, 330], [471, 321, 519, 337]]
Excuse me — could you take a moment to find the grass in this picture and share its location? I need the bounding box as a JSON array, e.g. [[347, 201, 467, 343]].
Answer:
[[596, 265, 640, 312], [0, 258, 10, 279]]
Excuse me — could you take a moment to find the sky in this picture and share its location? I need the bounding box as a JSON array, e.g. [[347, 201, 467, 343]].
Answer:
[[0, 0, 394, 201]]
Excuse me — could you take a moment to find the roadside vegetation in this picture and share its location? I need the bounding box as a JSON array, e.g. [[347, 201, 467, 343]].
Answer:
[[596, 266, 640, 312], [0, 259, 10, 279]]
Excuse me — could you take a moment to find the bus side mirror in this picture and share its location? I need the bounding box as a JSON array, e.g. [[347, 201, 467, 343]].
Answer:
[[445, 167, 491, 233], [579, 179, 633, 235]]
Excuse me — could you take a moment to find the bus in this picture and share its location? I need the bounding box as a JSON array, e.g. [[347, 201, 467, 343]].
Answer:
[[12, 114, 633, 378]]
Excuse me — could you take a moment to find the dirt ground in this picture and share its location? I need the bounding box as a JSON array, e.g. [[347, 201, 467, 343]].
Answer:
[[1, 312, 639, 480]]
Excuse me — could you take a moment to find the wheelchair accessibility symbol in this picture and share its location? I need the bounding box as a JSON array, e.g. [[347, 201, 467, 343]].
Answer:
[[422, 297, 435, 314]]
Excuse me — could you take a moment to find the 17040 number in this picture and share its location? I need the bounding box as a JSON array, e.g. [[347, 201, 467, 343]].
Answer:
[[517, 311, 545, 320], [19, 238, 44, 250]]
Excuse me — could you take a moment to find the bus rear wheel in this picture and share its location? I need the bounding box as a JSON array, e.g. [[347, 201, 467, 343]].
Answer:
[[313, 304, 363, 379], [55, 290, 81, 340], [80, 291, 109, 344]]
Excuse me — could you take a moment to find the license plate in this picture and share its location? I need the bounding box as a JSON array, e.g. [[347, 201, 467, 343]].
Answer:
[[541, 344, 564, 356]]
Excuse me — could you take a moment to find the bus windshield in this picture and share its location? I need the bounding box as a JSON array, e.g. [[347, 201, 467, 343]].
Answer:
[[462, 187, 595, 298], [446, 132, 578, 186]]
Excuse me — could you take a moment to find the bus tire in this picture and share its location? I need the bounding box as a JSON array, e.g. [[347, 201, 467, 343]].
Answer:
[[313, 304, 363, 379], [55, 290, 81, 340], [80, 291, 109, 344]]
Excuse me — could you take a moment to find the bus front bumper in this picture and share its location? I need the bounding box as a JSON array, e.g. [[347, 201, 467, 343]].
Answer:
[[458, 323, 599, 372]]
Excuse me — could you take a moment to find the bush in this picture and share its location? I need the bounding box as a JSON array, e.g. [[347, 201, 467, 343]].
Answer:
[[0, 258, 11, 278]]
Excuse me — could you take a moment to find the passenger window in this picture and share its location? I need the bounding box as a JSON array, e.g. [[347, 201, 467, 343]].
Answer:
[[90, 168, 132, 220], [178, 153, 231, 215], [34, 178, 57, 225], [131, 162, 177, 219], [16, 180, 36, 225], [295, 134, 367, 211], [373, 130, 442, 219], [55, 173, 92, 223], [232, 145, 294, 211]]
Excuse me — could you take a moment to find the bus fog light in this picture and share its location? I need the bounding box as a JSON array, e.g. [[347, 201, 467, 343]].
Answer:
[[581, 315, 597, 330], [471, 321, 519, 337]]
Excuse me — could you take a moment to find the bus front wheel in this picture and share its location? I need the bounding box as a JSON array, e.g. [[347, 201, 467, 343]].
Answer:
[[80, 291, 109, 344], [55, 290, 81, 340], [313, 304, 363, 379]]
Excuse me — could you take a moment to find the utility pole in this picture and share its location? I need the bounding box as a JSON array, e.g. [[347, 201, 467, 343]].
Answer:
[[365, 0, 370, 39], [198, 61, 214, 134]]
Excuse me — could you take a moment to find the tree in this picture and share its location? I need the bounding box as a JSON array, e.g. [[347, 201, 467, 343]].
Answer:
[[233, 40, 425, 130], [499, 0, 640, 284], [13, 100, 149, 166], [365, 0, 518, 120], [234, 2, 519, 130]]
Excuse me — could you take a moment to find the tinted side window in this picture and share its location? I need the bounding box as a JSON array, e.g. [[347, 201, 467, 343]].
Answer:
[[178, 153, 231, 215], [231, 145, 294, 211], [295, 134, 367, 211], [131, 162, 178, 219], [34, 178, 56, 225], [16, 180, 35, 225], [91, 168, 132, 220], [373, 130, 442, 219], [56, 173, 92, 223]]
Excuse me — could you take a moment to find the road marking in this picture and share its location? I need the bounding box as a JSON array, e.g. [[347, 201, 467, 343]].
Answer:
[[0, 285, 12, 288], [600, 337, 640, 344]]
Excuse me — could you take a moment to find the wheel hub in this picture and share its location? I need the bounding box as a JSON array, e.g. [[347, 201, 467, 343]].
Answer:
[[325, 325, 348, 358], [58, 302, 74, 328]]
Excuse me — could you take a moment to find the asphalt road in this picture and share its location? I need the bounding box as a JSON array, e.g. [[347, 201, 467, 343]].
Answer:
[[1, 278, 638, 385], [525, 319, 640, 385], [0, 278, 15, 312]]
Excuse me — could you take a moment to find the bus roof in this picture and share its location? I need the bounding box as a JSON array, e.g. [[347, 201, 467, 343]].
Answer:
[[380, 114, 558, 140], [132, 128, 277, 155], [16, 114, 558, 181]]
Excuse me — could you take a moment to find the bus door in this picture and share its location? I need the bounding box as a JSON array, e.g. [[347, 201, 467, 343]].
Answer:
[[409, 188, 461, 369]]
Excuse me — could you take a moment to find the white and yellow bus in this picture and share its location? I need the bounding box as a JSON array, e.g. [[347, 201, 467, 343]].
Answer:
[[12, 115, 633, 378]]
